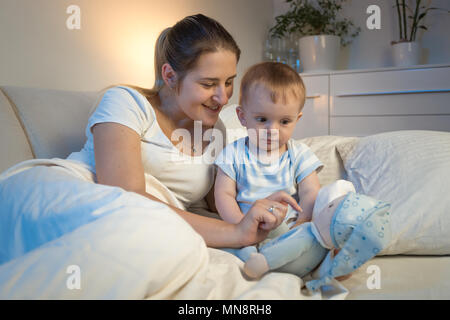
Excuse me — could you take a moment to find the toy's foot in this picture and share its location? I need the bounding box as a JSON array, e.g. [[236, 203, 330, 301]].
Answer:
[[243, 253, 270, 279]]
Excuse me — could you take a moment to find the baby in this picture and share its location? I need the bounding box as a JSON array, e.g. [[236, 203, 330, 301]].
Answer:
[[214, 62, 323, 263]]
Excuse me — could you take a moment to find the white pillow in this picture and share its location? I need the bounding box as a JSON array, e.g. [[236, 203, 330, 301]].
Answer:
[[337, 130, 450, 255], [298, 136, 359, 187]]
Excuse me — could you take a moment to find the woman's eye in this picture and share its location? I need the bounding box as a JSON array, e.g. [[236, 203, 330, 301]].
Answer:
[[225, 81, 233, 87], [201, 83, 215, 88]]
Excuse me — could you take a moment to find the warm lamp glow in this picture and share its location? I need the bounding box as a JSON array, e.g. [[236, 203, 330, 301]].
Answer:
[[122, 29, 157, 87], [88, 2, 188, 88]]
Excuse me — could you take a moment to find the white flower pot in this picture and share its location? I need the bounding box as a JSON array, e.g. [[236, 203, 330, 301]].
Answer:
[[298, 35, 340, 72], [392, 41, 420, 67]]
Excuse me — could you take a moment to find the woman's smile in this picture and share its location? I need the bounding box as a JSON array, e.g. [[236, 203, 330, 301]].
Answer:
[[202, 103, 222, 112]]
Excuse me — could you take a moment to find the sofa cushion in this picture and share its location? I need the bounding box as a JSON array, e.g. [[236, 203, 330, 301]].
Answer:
[[1, 86, 99, 160], [0, 89, 34, 173]]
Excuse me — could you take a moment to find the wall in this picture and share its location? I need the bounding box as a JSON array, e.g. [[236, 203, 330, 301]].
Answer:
[[0, 0, 273, 104], [2, 0, 446, 97], [273, 0, 450, 70]]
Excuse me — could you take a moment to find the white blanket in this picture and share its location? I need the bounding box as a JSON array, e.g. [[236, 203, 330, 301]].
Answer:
[[0, 159, 348, 299]]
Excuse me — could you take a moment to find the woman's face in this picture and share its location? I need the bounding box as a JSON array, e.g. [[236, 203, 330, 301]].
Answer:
[[175, 49, 237, 127]]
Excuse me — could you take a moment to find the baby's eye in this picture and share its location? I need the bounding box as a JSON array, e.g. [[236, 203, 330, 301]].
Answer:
[[281, 119, 291, 125], [255, 117, 267, 123]]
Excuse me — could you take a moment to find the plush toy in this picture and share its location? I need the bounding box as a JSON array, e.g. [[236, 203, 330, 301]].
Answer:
[[243, 180, 392, 292]]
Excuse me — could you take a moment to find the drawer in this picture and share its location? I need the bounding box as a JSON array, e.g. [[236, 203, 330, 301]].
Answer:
[[331, 91, 450, 116], [330, 115, 450, 137], [293, 75, 329, 138], [302, 74, 328, 98], [330, 66, 450, 96]]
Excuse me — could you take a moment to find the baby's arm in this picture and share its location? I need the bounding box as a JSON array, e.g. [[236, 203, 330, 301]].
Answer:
[[214, 168, 244, 224], [292, 171, 321, 228]]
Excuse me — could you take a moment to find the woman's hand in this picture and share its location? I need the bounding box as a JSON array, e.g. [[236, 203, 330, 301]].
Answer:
[[233, 191, 299, 246], [266, 190, 303, 213], [234, 199, 288, 246], [234, 191, 303, 246]]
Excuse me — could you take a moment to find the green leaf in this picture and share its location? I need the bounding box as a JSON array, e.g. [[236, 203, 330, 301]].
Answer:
[[269, 0, 359, 45]]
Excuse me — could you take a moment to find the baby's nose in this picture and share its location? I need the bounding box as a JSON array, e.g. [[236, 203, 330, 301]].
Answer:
[[266, 128, 279, 138]]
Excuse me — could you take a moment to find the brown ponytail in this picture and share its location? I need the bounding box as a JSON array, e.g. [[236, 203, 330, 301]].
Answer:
[[152, 27, 171, 93]]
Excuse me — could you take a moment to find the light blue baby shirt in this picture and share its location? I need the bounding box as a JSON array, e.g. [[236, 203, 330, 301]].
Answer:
[[214, 136, 323, 214]]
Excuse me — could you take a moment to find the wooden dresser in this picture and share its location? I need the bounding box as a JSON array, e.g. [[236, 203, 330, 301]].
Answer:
[[293, 64, 450, 138]]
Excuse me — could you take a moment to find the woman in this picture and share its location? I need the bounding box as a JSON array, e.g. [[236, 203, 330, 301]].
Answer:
[[0, 14, 300, 262]]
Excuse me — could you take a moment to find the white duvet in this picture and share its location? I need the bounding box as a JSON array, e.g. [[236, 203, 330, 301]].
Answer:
[[0, 159, 348, 299]]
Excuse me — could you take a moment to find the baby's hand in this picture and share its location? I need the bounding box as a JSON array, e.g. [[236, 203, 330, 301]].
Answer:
[[289, 212, 312, 229]]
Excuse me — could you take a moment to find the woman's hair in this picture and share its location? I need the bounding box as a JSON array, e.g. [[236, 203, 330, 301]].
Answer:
[[100, 14, 240, 101], [153, 14, 241, 93], [239, 62, 306, 112]]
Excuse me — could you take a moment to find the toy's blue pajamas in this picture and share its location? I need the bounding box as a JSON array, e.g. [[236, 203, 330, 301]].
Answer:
[[306, 192, 391, 291], [222, 208, 327, 278], [225, 192, 391, 291]]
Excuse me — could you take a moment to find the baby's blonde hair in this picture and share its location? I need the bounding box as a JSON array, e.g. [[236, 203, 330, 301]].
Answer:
[[239, 62, 306, 112]]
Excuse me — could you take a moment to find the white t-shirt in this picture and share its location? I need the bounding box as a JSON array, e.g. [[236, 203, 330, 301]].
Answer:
[[67, 86, 218, 209]]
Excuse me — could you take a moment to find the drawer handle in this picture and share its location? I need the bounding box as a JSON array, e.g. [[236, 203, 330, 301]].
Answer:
[[306, 95, 321, 99], [336, 89, 450, 97]]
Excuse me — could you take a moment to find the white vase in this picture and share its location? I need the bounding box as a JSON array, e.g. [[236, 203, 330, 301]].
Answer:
[[298, 35, 340, 72], [392, 41, 420, 67]]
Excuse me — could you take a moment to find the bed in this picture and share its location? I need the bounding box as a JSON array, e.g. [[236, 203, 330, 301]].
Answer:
[[0, 85, 449, 299]]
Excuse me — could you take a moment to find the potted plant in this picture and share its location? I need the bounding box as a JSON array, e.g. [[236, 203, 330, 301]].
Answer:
[[392, 0, 449, 67], [270, 0, 360, 72]]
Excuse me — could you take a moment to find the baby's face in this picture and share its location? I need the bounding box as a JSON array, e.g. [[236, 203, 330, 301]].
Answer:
[[237, 85, 302, 154]]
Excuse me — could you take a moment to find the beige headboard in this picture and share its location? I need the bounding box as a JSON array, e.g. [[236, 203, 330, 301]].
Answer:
[[0, 86, 99, 173]]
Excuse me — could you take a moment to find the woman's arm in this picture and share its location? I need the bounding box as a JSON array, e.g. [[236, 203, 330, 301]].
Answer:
[[205, 181, 218, 213], [92, 122, 288, 248], [214, 168, 244, 224], [92, 122, 235, 246], [92, 122, 146, 193]]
